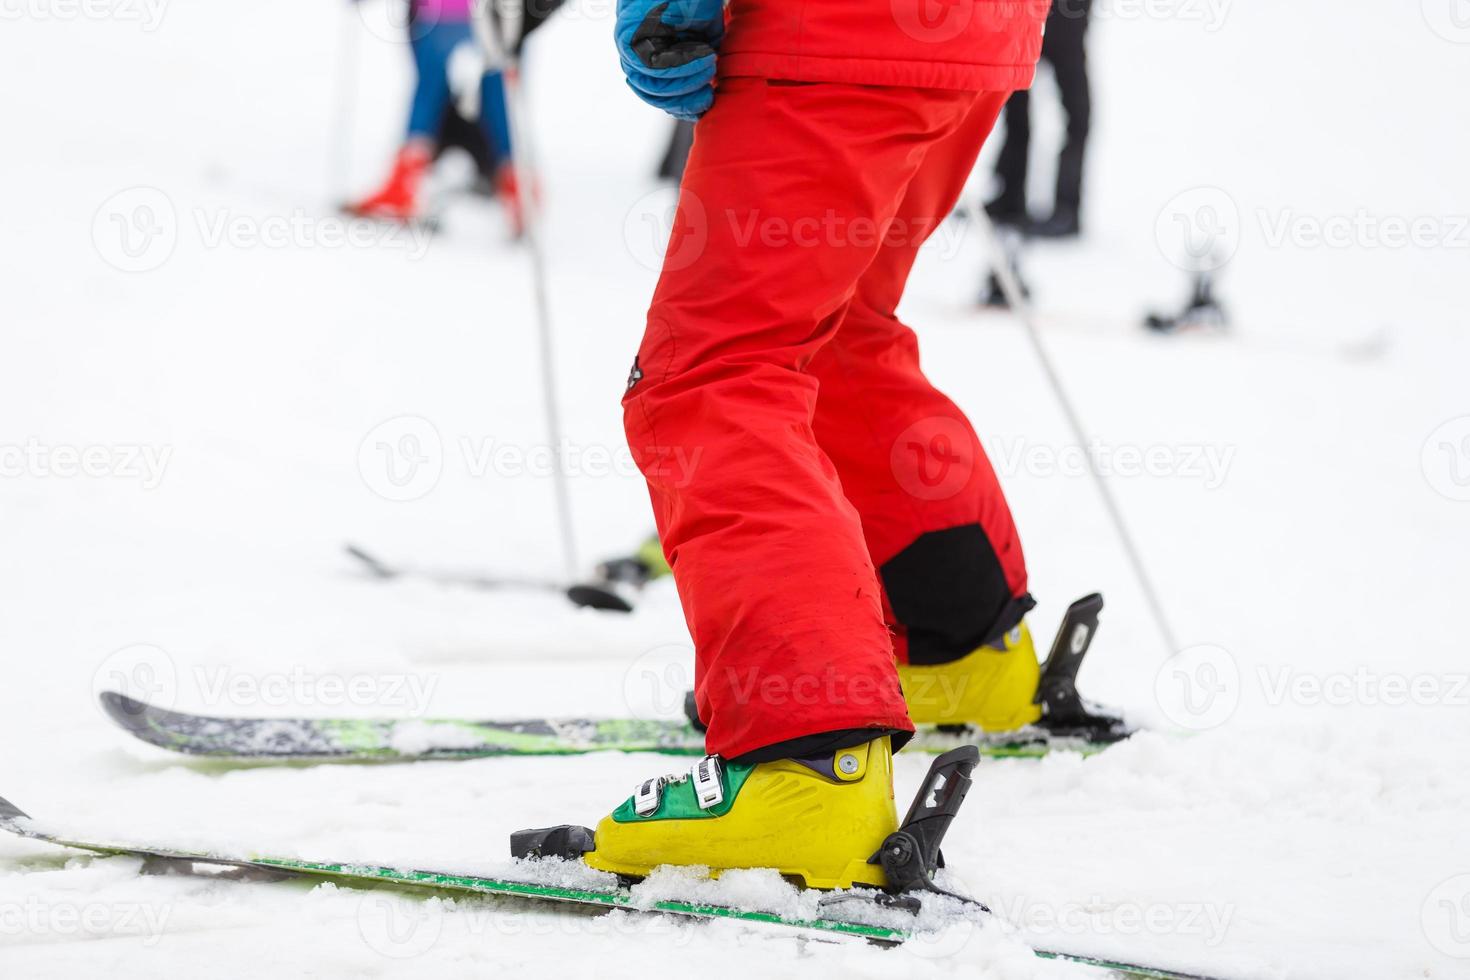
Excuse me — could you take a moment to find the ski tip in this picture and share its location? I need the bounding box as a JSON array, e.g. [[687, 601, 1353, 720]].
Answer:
[[343, 543, 396, 579], [98, 690, 156, 733], [0, 796, 30, 823], [565, 584, 634, 613]]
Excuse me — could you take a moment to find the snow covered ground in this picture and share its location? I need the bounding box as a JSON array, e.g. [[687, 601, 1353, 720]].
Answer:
[[2, 0, 1469, 977]]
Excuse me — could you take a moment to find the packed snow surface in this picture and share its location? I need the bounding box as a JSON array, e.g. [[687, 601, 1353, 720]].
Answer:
[[2, 1, 1468, 978]]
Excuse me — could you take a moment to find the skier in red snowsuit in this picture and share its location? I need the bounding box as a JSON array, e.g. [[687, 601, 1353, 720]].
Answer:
[[577, 0, 1052, 887]]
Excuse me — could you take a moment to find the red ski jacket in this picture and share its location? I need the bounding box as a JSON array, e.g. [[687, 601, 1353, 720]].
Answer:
[[719, 0, 1049, 91]]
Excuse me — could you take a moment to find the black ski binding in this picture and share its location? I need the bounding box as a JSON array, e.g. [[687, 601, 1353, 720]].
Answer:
[[979, 221, 1030, 310], [566, 551, 661, 612], [510, 824, 595, 861], [1033, 594, 1131, 743], [863, 745, 985, 912], [1146, 268, 1228, 334]]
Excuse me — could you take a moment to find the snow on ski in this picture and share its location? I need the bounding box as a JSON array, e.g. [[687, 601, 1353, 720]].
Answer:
[[0, 793, 1223, 980], [99, 691, 1119, 762], [99, 594, 1132, 762]]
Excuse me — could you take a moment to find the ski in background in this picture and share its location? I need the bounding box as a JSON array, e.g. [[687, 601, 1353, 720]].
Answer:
[[980, 221, 1032, 310], [564, 533, 671, 612], [0, 754, 1224, 980], [344, 534, 672, 613], [343, 543, 564, 593], [1145, 267, 1228, 335], [100, 595, 1133, 762]]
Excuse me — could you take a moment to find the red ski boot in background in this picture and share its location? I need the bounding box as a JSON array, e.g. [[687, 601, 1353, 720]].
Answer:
[[495, 163, 543, 240], [344, 142, 432, 223], [495, 164, 524, 239]]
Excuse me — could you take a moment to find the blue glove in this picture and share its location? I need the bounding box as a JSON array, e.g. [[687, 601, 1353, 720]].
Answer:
[[615, 0, 724, 121]]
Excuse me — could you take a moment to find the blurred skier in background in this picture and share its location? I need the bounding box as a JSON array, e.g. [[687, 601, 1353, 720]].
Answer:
[[345, 0, 522, 230], [986, 0, 1093, 238]]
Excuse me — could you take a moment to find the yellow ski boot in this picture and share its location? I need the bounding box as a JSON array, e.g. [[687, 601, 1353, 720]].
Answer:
[[897, 623, 1043, 731], [580, 738, 897, 889], [511, 745, 986, 905]]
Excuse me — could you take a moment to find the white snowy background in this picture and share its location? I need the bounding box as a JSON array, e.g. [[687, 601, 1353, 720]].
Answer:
[[2, 0, 1469, 977]]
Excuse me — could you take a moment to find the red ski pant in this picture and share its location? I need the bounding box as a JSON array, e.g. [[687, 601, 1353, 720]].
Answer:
[[623, 78, 1030, 759]]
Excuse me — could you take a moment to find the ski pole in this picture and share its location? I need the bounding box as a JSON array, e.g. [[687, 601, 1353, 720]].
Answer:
[[473, 0, 580, 581], [974, 206, 1183, 657], [328, 0, 364, 203]]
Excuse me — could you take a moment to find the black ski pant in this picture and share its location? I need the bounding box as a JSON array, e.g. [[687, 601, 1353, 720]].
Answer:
[[991, 0, 1092, 218]]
